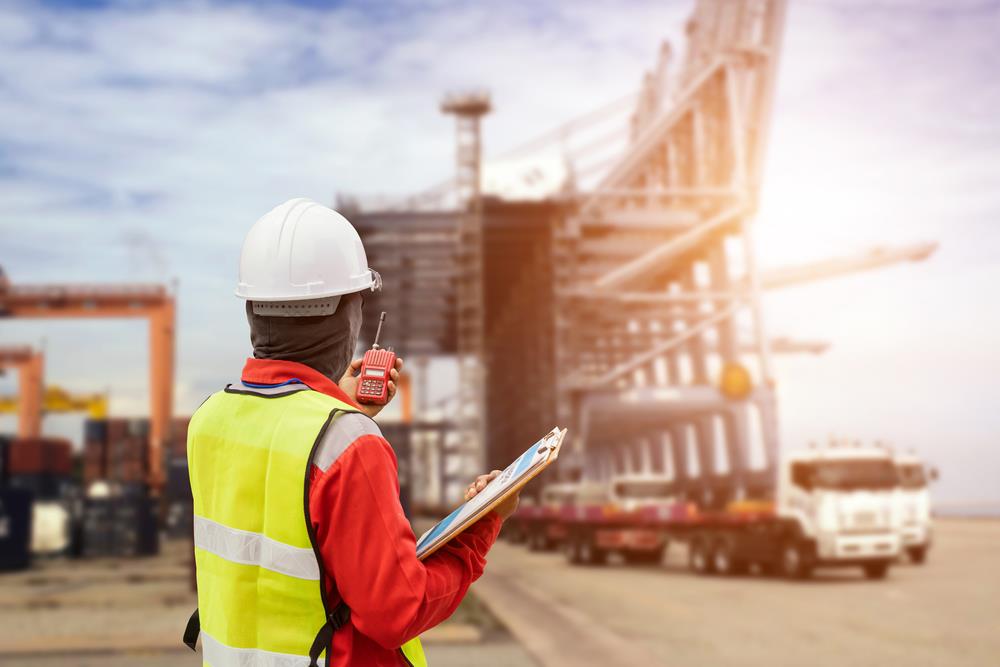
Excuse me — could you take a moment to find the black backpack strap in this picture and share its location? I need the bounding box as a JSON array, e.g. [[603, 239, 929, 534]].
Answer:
[[182, 608, 200, 651], [308, 601, 351, 667], [186, 601, 348, 662]]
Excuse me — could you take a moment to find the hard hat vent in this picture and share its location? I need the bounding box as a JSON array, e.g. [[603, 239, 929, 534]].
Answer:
[[251, 296, 341, 317]]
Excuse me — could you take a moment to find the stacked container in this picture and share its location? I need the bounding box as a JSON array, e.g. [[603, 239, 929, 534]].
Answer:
[[6, 437, 74, 500], [165, 417, 193, 539], [105, 418, 149, 486], [81, 484, 158, 558], [81, 417, 158, 557], [82, 419, 108, 485], [0, 435, 33, 570]]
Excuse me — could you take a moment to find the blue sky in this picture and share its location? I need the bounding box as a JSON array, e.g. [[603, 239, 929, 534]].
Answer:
[[1, 0, 998, 506]]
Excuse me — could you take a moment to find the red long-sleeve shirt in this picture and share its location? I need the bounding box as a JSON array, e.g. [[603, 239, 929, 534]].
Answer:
[[242, 359, 501, 666]]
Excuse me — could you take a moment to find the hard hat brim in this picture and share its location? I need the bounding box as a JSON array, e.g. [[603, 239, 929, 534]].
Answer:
[[235, 269, 380, 301]]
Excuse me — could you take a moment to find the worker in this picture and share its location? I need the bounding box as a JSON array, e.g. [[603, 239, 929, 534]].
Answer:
[[182, 198, 518, 666]]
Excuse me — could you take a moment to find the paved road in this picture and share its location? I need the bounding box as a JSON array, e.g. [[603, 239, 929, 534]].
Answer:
[[474, 518, 1000, 667]]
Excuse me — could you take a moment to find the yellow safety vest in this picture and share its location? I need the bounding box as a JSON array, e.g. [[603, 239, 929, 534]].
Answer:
[[185, 383, 427, 667]]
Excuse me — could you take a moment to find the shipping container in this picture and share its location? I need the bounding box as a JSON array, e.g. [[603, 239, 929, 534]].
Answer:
[[0, 487, 33, 571], [8, 437, 73, 476], [0, 435, 11, 484], [81, 490, 159, 558], [170, 417, 191, 458], [7, 473, 74, 501]]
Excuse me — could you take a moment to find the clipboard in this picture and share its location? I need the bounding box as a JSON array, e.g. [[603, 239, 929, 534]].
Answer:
[[415, 426, 567, 560]]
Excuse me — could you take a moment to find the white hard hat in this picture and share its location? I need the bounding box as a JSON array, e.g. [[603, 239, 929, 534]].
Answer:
[[236, 198, 380, 316]]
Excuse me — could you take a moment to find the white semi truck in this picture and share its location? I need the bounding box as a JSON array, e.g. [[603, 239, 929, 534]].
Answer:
[[894, 454, 935, 564], [515, 446, 903, 580]]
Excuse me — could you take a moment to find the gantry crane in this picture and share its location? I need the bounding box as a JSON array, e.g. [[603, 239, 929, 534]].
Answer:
[[0, 385, 109, 425], [0, 345, 44, 438], [0, 272, 174, 492], [352, 0, 937, 509]]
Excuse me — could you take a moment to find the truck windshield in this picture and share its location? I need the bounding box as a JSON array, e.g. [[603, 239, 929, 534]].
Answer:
[[793, 460, 898, 491], [896, 464, 927, 489], [613, 481, 673, 499]]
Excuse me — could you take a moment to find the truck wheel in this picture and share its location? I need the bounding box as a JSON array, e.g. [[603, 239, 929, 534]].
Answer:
[[689, 536, 714, 575], [712, 538, 746, 576], [907, 546, 927, 565], [780, 541, 813, 580], [863, 560, 890, 580]]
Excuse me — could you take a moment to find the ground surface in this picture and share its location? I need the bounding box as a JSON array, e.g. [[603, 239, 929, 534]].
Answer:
[[0, 539, 536, 666], [0, 519, 996, 666], [476, 518, 1000, 667]]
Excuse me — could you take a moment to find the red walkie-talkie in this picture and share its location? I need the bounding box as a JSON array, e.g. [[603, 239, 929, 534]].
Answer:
[[357, 311, 396, 405]]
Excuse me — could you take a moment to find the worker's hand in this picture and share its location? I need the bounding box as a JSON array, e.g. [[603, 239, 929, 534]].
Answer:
[[464, 469, 520, 520], [339, 356, 403, 419]]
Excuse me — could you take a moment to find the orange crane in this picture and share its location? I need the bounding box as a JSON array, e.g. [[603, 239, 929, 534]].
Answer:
[[0, 345, 44, 438], [0, 271, 174, 492]]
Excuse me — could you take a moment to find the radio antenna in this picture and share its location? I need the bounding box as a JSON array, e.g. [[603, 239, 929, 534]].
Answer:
[[372, 311, 387, 350]]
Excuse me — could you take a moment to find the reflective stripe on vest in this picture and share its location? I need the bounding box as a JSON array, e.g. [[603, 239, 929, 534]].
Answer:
[[193, 515, 320, 581], [189, 385, 426, 667], [202, 629, 326, 667]]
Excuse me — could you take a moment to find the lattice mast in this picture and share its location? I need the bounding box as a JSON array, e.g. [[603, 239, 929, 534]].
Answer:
[[441, 92, 491, 501]]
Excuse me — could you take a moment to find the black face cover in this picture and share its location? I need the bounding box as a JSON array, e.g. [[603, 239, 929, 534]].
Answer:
[[246, 291, 364, 381]]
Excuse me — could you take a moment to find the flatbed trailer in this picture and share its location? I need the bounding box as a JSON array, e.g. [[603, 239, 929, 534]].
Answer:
[[559, 499, 897, 579], [560, 502, 680, 565], [504, 503, 569, 551]]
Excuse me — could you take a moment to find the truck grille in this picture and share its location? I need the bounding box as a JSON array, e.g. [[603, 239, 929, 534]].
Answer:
[[840, 511, 889, 534]]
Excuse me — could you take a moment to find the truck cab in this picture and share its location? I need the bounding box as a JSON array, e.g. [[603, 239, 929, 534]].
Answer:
[[776, 447, 902, 578], [894, 454, 934, 564]]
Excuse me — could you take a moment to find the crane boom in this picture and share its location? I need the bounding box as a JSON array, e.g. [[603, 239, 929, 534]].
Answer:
[[759, 242, 938, 290], [0, 385, 108, 420]]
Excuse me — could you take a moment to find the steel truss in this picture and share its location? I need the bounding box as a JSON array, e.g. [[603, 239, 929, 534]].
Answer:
[[559, 0, 789, 506], [353, 0, 789, 510]]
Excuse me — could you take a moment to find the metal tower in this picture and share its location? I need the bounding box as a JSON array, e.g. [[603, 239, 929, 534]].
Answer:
[[441, 91, 491, 499]]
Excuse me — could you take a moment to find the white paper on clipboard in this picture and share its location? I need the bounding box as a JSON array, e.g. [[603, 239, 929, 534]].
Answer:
[[415, 426, 567, 560]]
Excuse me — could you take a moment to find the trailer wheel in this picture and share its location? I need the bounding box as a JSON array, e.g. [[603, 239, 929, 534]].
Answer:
[[529, 527, 550, 552], [712, 537, 746, 576], [624, 545, 665, 566], [780, 540, 813, 580], [906, 546, 927, 565], [689, 536, 714, 575], [863, 560, 890, 580], [505, 522, 524, 544], [566, 531, 583, 564], [579, 533, 607, 566]]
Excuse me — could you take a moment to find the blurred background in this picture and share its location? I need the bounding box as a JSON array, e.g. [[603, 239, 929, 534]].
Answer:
[[0, 0, 998, 665]]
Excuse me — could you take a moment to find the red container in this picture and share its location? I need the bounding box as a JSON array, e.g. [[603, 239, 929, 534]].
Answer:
[[170, 417, 191, 457], [106, 418, 130, 442], [8, 438, 73, 475]]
